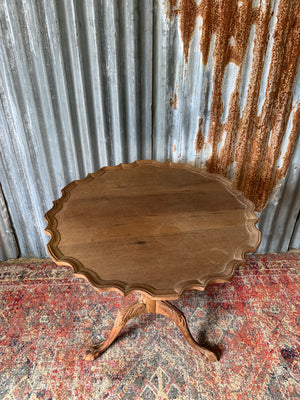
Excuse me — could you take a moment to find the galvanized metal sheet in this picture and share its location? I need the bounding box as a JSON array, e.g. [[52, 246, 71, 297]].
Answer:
[[0, 0, 299, 259], [258, 132, 300, 253], [154, 0, 300, 212], [0, 0, 153, 258]]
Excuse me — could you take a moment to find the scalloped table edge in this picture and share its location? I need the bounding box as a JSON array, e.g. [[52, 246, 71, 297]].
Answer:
[[44, 160, 261, 300]]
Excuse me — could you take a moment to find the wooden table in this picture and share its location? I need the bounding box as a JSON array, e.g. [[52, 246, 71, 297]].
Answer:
[[45, 160, 261, 362]]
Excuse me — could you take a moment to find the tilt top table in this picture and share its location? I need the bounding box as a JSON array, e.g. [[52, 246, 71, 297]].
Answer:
[[45, 160, 261, 362]]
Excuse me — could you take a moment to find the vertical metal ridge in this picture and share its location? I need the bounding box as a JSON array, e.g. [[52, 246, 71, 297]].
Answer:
[[137, 0, 153, 160], [39, 0, 80, 182], [165, 7, 181, 162], [57, 0, 94, 175], [81, 0, 108, 168], [0, 185, 19, 260], [75, 0, 102, 170], [103, 1, 123, 165], [121, 0, 137, 162], [153, 1, 169, 162], [95, 0, 115, 166]]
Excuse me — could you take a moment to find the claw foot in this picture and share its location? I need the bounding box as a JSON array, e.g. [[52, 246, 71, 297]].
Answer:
[[84, 342, 106, 361]]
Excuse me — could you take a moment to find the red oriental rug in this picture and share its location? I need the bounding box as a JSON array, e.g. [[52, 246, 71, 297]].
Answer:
[[0, 253, 299, 399]]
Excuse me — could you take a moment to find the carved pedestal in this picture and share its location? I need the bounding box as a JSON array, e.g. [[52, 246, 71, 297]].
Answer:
[[85, 295, 218, 363]]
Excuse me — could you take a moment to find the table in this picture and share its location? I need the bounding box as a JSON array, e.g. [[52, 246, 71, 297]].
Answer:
[[44, 160, 261, 362]]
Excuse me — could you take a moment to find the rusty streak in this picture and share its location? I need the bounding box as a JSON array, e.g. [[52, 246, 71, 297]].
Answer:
[[243, 0, 300, 210], [276, 104, 300, 182], [178, 0, 200, 63], [167, 0, 300, 211], [168, 0, 178, 20], [170, 91, 177, 109], [195, 118, 204, 153]]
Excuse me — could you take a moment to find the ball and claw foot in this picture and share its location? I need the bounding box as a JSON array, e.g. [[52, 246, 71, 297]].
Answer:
[[85, 342, 106, 361], [200, 348, 218, 363], [156, 300, 218, 363]]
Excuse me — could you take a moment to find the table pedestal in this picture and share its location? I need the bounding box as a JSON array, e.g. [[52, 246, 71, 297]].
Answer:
[[85, 295, 218, 363]]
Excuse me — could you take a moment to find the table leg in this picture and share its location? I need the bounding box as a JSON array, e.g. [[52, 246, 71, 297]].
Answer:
[[85, 295, 218, 362], [85, 299, 147, 361], [155, 300, 218, 363]]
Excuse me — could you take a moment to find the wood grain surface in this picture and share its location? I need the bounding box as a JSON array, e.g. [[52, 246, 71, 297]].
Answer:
[[45, 160, 261, 299]]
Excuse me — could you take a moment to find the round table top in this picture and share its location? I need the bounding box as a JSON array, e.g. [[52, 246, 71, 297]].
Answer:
[[45, 160, 261, 299]]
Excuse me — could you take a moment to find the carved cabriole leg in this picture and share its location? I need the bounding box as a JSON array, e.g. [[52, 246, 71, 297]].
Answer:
[[85, 299, 147, 361], [155, 300, 218, 363]]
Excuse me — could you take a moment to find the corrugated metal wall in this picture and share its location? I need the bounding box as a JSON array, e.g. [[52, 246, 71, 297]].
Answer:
[[0, 0, 299, 260], [258, 132, 300, 252]]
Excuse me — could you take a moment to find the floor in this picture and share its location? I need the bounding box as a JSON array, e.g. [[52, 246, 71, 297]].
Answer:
[[0, 253, 299, 399]]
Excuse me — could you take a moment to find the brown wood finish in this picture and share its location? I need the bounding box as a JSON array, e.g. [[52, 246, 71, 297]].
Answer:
[[45, 160, 261, 362], [85, 294, 218, 362]]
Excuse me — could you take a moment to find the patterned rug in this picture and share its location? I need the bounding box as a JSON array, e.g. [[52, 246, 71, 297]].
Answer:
[[0, 253, 299, 400]]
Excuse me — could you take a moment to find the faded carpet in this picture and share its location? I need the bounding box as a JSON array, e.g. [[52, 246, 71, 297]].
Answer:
[[0, 253, 299, 399]]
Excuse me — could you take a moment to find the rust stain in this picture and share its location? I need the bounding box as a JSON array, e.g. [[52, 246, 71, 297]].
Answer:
[[242, 0, 300, 210], [167, 0, 200, 63], [277, 105, 300, 181], [204, 0, 258, 174], [169, 0, 254, 65], [166, 0, 300, 210], [197, 0, 216, 65], [195, 118, 204, 153], [170, 91, 178, 109], [168, 0, 179, 19], [178, 0, 200, 63], [216, 1, 273, 205], [173, 144, 177, 153]]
